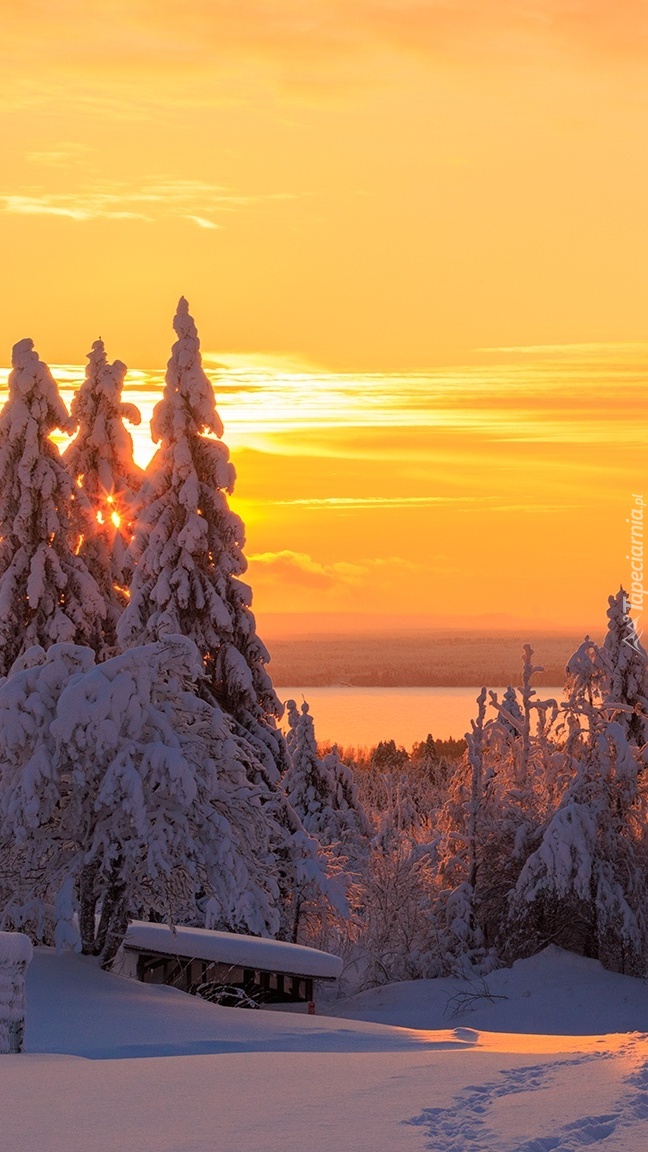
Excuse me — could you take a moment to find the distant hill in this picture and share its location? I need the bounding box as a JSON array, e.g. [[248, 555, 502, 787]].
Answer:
[[262, 627, 587, 688], [257, 611, 593, 639]]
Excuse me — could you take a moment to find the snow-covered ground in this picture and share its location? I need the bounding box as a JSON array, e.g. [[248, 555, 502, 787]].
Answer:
[[328, 946, 648, 1036], [2, 947, 648, 1151]]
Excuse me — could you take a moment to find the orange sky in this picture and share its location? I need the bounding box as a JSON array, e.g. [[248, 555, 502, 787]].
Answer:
[[0, 3, 646, 633]]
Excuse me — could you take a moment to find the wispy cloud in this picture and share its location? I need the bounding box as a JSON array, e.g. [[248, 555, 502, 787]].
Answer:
[[481, 342, 648, 357], [3, 2, 646, 83], [273, 496, 492, 509], [203, 350, 327, 374], [213, 353, 648, 448], [247, 549, 424, 590], [25, 144, 91, 168], [1, 195, 150, 222], [0, 179, 296, 226], [185, 215, 220, 230]]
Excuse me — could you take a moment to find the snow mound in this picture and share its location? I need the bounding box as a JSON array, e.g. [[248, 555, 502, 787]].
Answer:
[[25, 950, 458, 1059], [0, 932, 33, 966], [327, 945, 648, 1036]]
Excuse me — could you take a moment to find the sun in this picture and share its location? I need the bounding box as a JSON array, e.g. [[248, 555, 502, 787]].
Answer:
[[96, 493, 123, 532]]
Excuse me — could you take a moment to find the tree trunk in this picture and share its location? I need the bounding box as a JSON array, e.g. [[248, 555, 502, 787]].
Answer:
[[78, 862, 100, 955], [98, 897, 129, 970], [94, 863, 129, 968]]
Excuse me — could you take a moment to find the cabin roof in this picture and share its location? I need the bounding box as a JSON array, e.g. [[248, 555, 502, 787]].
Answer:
[[123, 922, 343, 980]]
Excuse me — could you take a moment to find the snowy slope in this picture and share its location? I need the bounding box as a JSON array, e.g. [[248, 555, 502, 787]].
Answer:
[[1, 947, 647, 1152], [25, 949, 427, 1058], [327, 946, 648, 1035]]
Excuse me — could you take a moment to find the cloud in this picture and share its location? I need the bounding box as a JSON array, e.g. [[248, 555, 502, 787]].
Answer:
[[0, 180, 296, 226], [203, 350, 328, 374], [185, 215, 220, 229], [247, 549, 422, 590], [25, 144, 91, 167], [2, 1, 647, 82], [273, 495, 491, 509], [481, 342, 648, 357], [248, 550, 354, 590], [0, 195, 150, 222]]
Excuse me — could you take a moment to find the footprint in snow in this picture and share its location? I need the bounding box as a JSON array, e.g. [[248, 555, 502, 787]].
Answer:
[[407, 1058, 620, 1151], [513, 1114, 619, 1151], [619, 1059, 648, 1122]]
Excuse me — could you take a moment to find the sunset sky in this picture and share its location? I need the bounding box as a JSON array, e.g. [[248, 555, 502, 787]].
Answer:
[[1, 2, 647, 634]]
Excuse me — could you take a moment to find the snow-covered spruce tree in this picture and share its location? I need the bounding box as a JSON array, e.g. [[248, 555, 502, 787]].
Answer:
[[430, 688, 494, 972], [115, 301, 335, 939], [493, 685, 524, 744], [63, 340, 143, 649], [410, 733, 451, 793], [0, 642, 96, 941], [117, 298, 286, 778], [373, 770, 426, 854], [487, 646, 558, 795], [284, 700, 371, 852], [321, 745, 372, 847], [565, 635, 607, 710], [370, 739, 409, 774], [507, 714, 648, 974], [600, 588, 648, 753], [430, 655, 560, 974], [0, 637, 296, 967], [504, 598, 648, 972], [0, 339, 105, 673]]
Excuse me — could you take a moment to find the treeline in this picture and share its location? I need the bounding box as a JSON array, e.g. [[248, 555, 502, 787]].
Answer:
[[293, 601, 648, 989], [269, 632, 580, 688]]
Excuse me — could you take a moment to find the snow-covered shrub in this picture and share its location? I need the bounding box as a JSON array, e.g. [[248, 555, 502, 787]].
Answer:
[[344, 841, 441, 989], [0, 638, 307, 966]]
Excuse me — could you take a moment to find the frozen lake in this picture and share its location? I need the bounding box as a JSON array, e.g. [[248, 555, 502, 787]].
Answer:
[[278, 685, 564, 749]]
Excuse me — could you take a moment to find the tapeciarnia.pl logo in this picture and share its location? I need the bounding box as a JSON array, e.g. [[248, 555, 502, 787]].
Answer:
[[623, 494, 645, 652]]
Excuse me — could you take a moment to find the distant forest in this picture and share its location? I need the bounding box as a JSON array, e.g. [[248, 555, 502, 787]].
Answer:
[[266, 630, 582, 688]]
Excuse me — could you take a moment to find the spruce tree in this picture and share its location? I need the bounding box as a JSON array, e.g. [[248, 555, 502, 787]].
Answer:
[[601, 588, 648, 751], [0, 339, 105, 672], [63, 339, 143, 648], [284, 701, 370, 850], [117, 299, 285, 776], [565, 636, 607, 709], [508, 715, 648, 974], [115, 301, 331, 938], [494, 686, 524, 742], [321, 744, 372, 845]]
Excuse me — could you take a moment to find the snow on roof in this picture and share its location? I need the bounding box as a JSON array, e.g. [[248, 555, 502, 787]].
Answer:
[[124, 922, 343, 980]]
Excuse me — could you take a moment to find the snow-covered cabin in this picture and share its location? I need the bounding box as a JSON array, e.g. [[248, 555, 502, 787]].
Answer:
[[121, 922, 343, 1006]]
